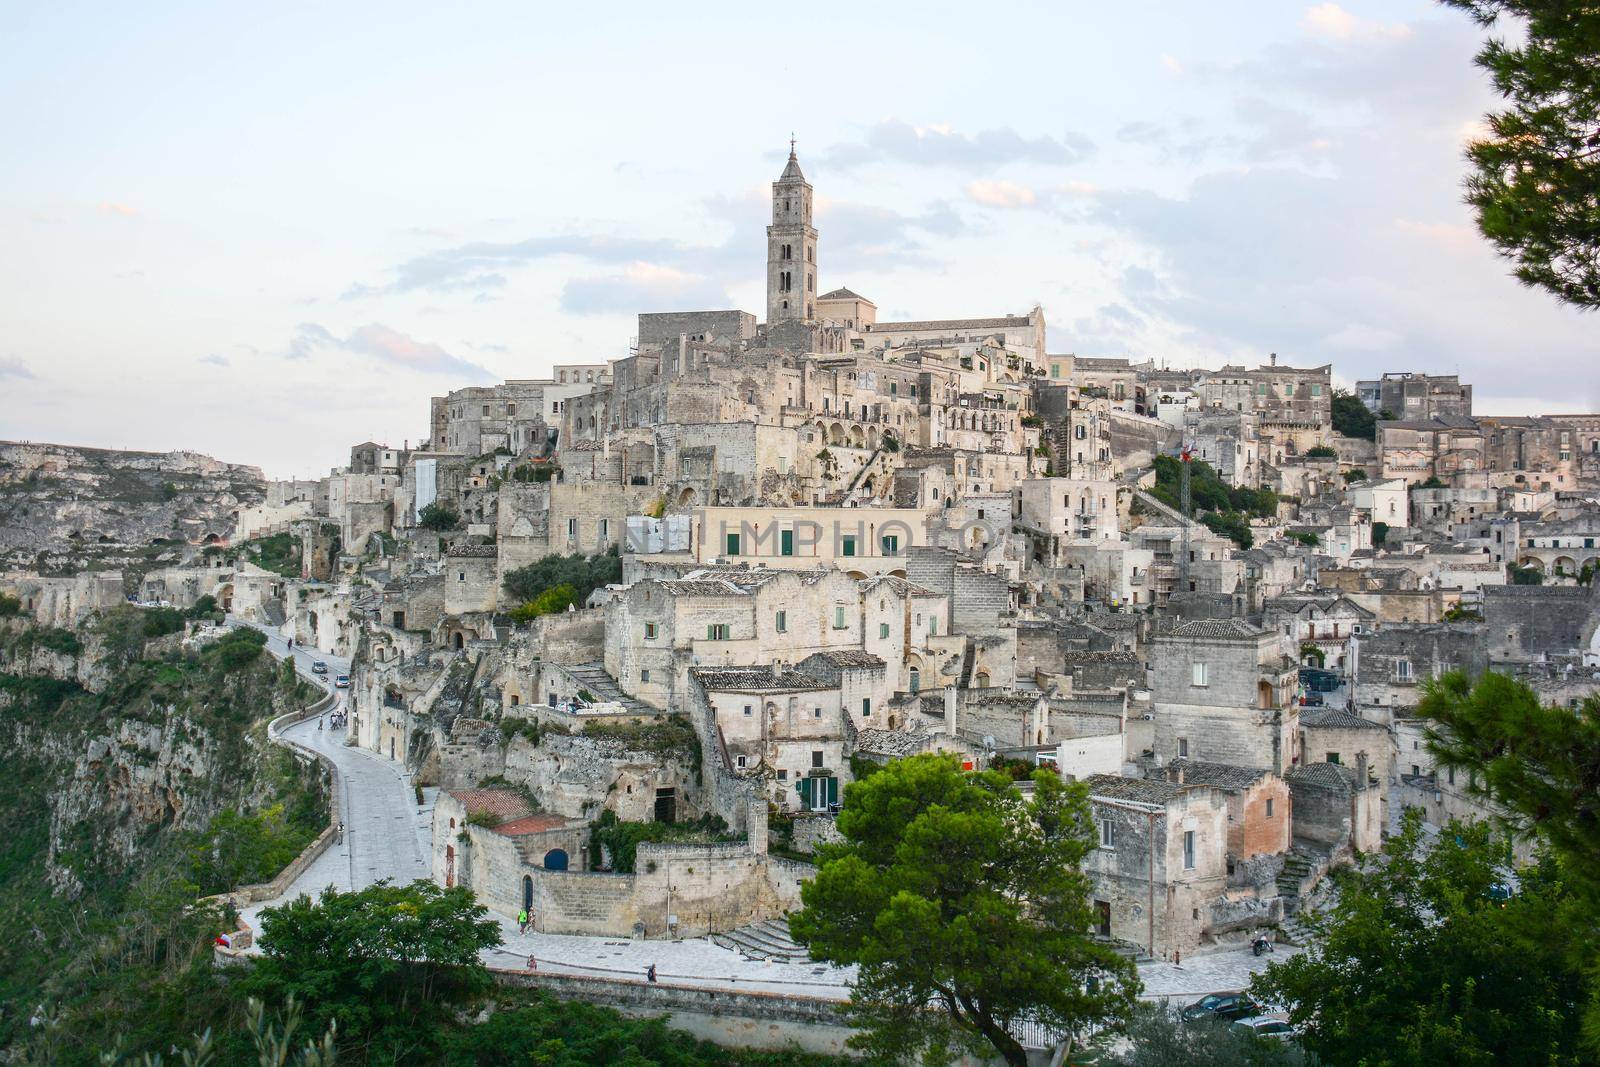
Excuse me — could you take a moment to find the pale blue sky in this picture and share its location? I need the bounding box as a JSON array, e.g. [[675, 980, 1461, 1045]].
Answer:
[[1, 2, 1593, 477]]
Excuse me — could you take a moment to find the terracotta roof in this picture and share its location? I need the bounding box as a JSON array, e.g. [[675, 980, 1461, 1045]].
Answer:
[[446, 544, 497, 558], [1286, 762, 1357, 791], [1166, 618, 1264, 640], [447, 788, 534, 824], [818, 287, 873, 303], [1299, 707, 1386, 731], [869, 315, 1034, 333], [694, 666, 833, 692], [493, 814, 573, 837], [1166, 759, 1269, 791], [1087, 774, 1186, 806], [806, 649, 887, 669]]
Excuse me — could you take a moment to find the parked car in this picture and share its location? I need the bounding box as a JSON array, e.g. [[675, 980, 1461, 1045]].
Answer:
[[1182, 992, 1260, 1022], [335, 674, 350, 688], [1230, 1014, 1297, 1039], [311, 661, 328, 674]]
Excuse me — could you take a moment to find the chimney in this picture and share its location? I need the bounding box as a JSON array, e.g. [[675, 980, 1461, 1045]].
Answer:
[[1270, 352, 1278, 366], [944, 686, 958, 736], [1355, 751, 1369, 789], [1175, 763, 1185, 785]]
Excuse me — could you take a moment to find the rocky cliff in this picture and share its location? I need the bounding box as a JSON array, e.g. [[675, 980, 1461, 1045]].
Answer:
[[0, 441, 267, 572]]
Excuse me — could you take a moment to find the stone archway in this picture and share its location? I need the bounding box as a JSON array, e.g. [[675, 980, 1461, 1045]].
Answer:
[[542, 849, 569, 872]]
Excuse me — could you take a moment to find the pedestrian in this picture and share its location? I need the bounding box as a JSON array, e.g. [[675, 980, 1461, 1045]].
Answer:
[[317, 716, 323, 731], [646, 964, 657, 983], [336, 821, 345, 844], [526, 954, 537, 972], [517, 908, 529, 935]]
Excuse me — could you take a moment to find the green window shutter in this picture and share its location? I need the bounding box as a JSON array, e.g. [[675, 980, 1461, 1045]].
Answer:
[[842, 536, 856, 557], [781, 529, 794, 556], [826, 777, 838, 806], [797, 778, 813, 808]]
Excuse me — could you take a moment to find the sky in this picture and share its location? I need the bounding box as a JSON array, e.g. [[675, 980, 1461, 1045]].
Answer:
[[1, 1, 1595, 479]]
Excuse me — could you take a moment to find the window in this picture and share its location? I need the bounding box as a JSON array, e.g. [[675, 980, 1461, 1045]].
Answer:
[[834, 606, 847, 629], [775, 611, 787, 633], [1395, 658, 1413, 682], [1178, 737, 1189, 758], [725, 532, 741, 556], [1183, 831, 1196, 870], [641, 668, 651, 683], [457, 571, 466, 582], [812, 750, 824, 768], [708, 624, 730, 640], [743, 704, 753, 717], [1265, 798, 1275, 818], [1448, 767, 1456, 785], [777, 769, 787, 780], [1327, 752, 1341, 765], [928, 617, 937, 636], [780, 528, 794, 556], [1192, 663, 1209, 687], [736, 755, 747, 769], [862, 697, 871, 718], [879, 622, 890, 639], [841, 535, 857, 557], [1100, 818, 1116, 849], [645, 623, 658, 639], [599, 518, 609, 540], [880, 534, 900, 556], [814, 706, 822, 718]]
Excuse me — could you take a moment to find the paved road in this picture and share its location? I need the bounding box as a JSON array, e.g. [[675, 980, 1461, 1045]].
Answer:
[[233, 617, 1296, 1000]]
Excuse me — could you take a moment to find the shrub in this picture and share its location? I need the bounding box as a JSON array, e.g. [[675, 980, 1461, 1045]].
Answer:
[[1305, 444, 1338, 459], [502, 549, 620, 608], [418, 502, 461, 531], [141, 607, 187, 638], [1343, 468, 1368, 483], [1289, 531, 1320, 547], [186, 594, 219, 619], [0, 593, 21, 617]]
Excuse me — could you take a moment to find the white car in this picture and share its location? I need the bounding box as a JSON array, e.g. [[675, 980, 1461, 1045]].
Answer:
[[335, 674, 350, 688], [1230, 1014, 1297, 1040]]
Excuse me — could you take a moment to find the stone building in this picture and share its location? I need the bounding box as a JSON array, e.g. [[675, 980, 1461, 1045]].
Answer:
[[1149, 619, 1302, 773], [1357, 372, 1473, 420], [1082, 774, 1230, 958]]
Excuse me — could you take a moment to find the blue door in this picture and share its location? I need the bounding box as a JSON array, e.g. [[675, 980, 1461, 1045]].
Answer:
[[542, 848, 569, 872]]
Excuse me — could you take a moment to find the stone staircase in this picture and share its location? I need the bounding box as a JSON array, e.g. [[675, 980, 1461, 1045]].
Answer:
[[560, 662, 648, 714], [1276, 850, 1318, 901], [710, 917, 811, 963]]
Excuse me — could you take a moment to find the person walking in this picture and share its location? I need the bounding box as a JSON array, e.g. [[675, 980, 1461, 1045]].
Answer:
[[336, 821, 345, 844], [646, 964, 657, 983], [517, 908, 529, 935], [526, 954, 537, 972]]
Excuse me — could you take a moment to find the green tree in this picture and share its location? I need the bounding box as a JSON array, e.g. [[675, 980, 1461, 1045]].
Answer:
[[0, 593, 21, 617], [501, 548, 621, 608], [417, 502, 461, 531], [1443, 1, 1600, 308], [789, 754, 1139, 1066], [1330, 391, 1376, 441], [1421, 671, 1600, 1047], [1250, 808, 1589, 1065], [248, 880, 502, 1061]]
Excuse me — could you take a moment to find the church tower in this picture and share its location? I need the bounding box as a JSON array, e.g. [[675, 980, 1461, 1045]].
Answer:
[[766, 142, 817, 325]]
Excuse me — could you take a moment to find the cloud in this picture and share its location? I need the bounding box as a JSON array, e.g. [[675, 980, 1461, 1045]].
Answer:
[[198, 353, 230, 367], [346, 234, 694, 299], [823, 120, 1094, 170], [1161, 54, 1184, 76], [284, 323, 492, 379], [966, 180, 1038, 209], [561, 262, 732, 315], [1300, 3, 1412, 44], [97, 201, 138, 217], [0, 356, 35, 380]]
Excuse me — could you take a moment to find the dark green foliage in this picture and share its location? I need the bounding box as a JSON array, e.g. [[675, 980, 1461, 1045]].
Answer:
[[16, 626, 84, 656], [1304, 445, 1337, 459], [1150, 454, 1270, 548], [242, 532, 304, 578], [139, 606, 187, 638], [206, 625, 268, 671], [507, 582, 576, 623], [1509, 562, 1545, 585], [418, 502, 462, 530], [502, 547, 622, 609], [1112, 1005, 1317, 1065], [440, 990, 849, 1066], [589, 809, 735, 873], [1288, 532, 1319, 547], [161, 481, 180, 501], [791, 753, 1139, 1066], [1372, 521, 1389, 547], [1417, 475, 1447, 489], [1331, 391, 1376, 441], [580, 713, 697, 753], [1443, 1, 1600, 308], [185, 798, 323, 896], [1202, 511, 1254, 550], [1342, 468, 1367, 483], [186, 594, 218, 619], [1251, 809, 1589, 1065], [0, 593, 21, 617], [248, 880, 502, 1061], [1421, 671, 1600, 1051]]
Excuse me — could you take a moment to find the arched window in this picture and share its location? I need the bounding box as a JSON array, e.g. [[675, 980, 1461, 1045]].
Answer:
[[908, 666, 921, 693]]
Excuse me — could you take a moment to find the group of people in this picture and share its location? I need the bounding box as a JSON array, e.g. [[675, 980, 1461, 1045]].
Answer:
[[318, 707, 348, 732]]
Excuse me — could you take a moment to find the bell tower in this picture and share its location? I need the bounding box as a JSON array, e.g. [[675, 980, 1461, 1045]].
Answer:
[[766, 139, 817, 325]]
